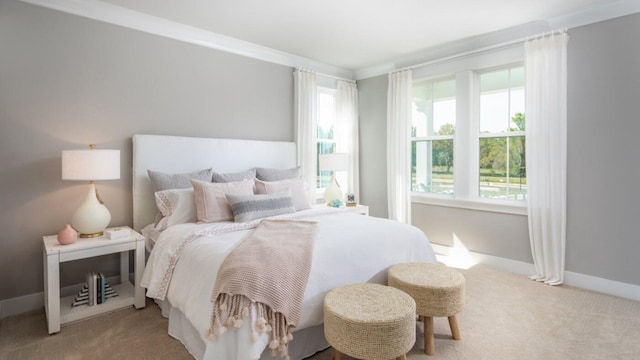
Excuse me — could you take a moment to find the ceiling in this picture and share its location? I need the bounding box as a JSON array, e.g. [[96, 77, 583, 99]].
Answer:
[[97, 0, 620, 71]]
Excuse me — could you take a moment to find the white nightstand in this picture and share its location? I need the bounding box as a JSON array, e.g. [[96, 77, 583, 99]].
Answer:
[[345, 204, 369, 215], [314, 203, 370, 215], [43, 226, 146, 334]]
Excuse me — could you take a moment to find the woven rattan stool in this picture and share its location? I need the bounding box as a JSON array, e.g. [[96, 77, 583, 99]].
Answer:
[[388, 262, 465, 356], [324, 283, 416, 360]]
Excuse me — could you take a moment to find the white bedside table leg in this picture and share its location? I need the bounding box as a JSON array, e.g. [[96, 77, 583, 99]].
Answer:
[[44, 250, 60, 334], [120, 251, 129, 284], [134, 240, 146, 309]]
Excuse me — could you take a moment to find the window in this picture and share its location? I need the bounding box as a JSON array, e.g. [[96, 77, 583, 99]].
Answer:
[[478, 66, 526, 200], [317, 88, 336, 190], [411, 63, 526, 211], [411, 78, 456, 195]]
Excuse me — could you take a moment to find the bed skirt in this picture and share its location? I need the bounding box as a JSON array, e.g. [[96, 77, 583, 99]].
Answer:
[[158, 299, 330, 360]]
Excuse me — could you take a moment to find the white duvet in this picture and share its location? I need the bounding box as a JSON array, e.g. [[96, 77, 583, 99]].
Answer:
[[141, 207, 436, 360]]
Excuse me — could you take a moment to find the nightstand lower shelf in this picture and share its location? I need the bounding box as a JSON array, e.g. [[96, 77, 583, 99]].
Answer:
[[59, 281, 135, 325]]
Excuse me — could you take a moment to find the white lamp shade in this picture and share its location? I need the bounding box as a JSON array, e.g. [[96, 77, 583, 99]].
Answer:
[[319, 152, 348, 171], [62, 149, 120, 181]]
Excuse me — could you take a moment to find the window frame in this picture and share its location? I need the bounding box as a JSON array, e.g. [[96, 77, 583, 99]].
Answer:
[[315, 86, 337, 199], [411, 62, 527, 216], [411, 76, 457, 197], [472, 64, 527, 202]]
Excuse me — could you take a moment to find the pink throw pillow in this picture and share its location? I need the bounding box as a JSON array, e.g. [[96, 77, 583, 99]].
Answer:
[[191, 178, 255, 222]]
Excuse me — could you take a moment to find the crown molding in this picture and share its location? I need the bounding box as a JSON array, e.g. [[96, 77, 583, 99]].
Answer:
[[546, 0, 640, 29], [353, 21, 546, 81], [19, 0, 355, 81], [19, 0, 640, 82], [354, 0, 640, 80]]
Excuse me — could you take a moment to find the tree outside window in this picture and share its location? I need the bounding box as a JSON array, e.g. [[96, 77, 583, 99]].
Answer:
[[478, 66, 526, 200]]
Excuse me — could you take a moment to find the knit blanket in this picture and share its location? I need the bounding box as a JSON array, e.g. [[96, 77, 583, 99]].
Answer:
[[205, 219, 319, 360], [142, 206, 340, 301]]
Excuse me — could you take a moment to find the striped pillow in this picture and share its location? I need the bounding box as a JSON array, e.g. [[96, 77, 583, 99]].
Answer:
[[225, 190, 295, 222]]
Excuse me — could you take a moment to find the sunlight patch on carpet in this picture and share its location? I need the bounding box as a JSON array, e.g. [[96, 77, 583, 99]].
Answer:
[[435, 233, 476, 269]]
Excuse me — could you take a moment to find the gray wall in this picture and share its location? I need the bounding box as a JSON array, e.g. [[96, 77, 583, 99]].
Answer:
[[0, 1, 293, 301], [357, 75, 389, 218], [358, 13, 640, 285], [565, 13, 640, 285]]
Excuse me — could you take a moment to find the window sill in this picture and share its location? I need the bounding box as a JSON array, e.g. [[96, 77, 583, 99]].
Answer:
[[411, 193, 528, 216]]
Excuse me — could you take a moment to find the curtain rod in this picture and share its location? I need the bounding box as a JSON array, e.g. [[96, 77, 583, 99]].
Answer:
[[295, 68, 356, 84], [392, 28, 568, 74]]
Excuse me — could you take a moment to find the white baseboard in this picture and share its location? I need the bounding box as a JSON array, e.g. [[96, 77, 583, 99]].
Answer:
[[3, 251, 640, 319], [563, 270, 640, 302], [0, 274, 126, 320], [431, 243, 640, 302]]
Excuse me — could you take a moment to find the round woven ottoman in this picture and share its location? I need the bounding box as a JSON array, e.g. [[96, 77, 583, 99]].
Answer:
[[388, 262, 465, 356], [324, 283, 416, 360]]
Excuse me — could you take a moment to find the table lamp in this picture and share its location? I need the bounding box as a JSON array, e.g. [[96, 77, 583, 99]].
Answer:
[[62, 144, 120, 238], [319, 152, 348, 204]]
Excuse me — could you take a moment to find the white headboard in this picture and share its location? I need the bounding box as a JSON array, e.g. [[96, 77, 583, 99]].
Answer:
[[132, 134, 297, 230]]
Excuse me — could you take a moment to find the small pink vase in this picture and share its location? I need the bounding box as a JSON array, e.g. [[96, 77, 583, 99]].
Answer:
[[57, 224, 78, 245]]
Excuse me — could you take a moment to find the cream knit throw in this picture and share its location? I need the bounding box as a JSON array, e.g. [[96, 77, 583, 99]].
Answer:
[[206, 219, 319, 360]]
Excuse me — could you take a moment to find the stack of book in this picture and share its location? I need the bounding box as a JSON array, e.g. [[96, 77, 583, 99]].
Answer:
[[71, 272, 118, 307]]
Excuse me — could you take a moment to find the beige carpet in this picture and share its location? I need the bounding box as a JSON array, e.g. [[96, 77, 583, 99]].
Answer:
[[2, 264, 640, 360]]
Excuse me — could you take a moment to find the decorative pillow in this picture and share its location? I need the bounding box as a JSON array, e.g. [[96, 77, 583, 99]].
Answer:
[[148, 168, 213, 192], [212, 169, 256, 183], [254, 179, 311, 211], [225, 190, 295, 223], [191, 178, 255, 223], [255, 166, 300, 181], [154, 188, 197, 231]]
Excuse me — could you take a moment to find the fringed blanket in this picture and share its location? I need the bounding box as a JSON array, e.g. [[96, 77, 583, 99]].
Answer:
[[205, 220, 319, 360], [143, 206, 339, 301]]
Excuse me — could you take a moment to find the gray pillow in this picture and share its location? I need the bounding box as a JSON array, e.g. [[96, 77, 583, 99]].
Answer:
[[255, 167, 300, 181], [226, 190, 295, 222], [147, 168, 213, 192], [211, 169, 256, 183]]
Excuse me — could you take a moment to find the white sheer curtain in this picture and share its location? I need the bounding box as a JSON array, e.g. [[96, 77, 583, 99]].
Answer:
[[335, 80, 359, 201], [525, 32, 569, 285], [387, 70, 413, 223], [293, 69, 318, 203]]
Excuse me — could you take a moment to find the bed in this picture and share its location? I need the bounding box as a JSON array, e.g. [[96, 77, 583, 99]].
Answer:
[[133, 134, 437, 360]]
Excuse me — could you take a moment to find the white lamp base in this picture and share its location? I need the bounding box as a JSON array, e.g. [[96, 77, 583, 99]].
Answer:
[[324, 174, 343, 204], [71, 182, 111, 238]]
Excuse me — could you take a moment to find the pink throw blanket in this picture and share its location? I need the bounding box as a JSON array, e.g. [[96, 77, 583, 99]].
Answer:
[[206, 219, 319, 359]]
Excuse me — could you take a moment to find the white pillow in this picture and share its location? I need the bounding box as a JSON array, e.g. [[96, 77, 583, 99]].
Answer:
[[191, 178, 255, 223], [154, 188, 197, 231], [254, 178, 311, 211]]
